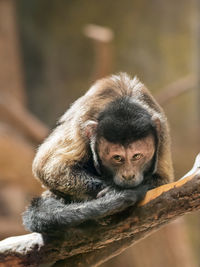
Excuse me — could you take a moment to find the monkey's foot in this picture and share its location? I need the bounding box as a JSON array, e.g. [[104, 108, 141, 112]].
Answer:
[[180, 153, 200, 180]]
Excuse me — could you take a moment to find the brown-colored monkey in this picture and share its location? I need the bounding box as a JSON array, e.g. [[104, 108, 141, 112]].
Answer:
[[23, 73, 174, 233]]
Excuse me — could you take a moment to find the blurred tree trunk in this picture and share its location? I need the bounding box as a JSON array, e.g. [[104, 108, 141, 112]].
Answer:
[[0, 0, 25, 104]]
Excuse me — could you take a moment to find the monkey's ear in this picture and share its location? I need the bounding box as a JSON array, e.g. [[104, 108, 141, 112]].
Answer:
[[152, 115, 161, 134], [84, 120, 98, 139]]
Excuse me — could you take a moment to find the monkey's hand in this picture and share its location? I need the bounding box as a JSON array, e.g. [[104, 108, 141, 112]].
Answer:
[[97, 184, 148, 203], [86, 178, 109, 199], [121, 184, 149, 204]]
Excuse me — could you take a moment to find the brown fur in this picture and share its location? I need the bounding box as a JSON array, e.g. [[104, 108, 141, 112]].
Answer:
[[32, 73, 174, 196]]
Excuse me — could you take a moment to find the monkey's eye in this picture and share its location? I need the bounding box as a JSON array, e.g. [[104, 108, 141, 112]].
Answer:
[[132, 153, 143, 161], [112, 155, 124, 163]]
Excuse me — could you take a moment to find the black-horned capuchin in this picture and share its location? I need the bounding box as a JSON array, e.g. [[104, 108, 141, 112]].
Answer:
[[23, 73, 174, 233]]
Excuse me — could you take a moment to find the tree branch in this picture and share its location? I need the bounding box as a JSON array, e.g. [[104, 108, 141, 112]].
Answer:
[[0, 91, 49, 144], [83, 24, 114, 80], [155, 74, 196, 106], [0, 156, 200, 267]]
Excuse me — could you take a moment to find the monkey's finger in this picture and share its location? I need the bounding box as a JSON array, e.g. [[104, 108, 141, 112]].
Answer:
[[96, 186, 112, 198]]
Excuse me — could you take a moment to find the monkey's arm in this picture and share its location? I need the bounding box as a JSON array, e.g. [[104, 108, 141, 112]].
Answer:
[[23, 185, 148, 233], [38, 165, 107, 200], [32, 124, 108, 199]]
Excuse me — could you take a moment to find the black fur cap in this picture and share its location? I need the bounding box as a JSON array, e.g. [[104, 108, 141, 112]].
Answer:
[[97, 97, 157, 145]]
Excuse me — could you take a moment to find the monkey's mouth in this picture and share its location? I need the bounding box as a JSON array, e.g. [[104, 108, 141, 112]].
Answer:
[[114, 175, 143, 188]]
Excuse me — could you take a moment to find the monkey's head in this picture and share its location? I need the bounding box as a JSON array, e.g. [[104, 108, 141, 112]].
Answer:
[[85, 97, 160, 188]]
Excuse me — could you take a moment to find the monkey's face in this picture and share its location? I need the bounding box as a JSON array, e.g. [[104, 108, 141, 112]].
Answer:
[[97, 135, 155, 188]]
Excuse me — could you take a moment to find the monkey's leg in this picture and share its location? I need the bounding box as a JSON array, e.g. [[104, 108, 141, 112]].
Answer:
[[180, 153, 200, 180], [23, 185, 148, 233]]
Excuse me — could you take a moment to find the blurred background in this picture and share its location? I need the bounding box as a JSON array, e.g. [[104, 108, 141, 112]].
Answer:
[[0, 0, 200, 266]]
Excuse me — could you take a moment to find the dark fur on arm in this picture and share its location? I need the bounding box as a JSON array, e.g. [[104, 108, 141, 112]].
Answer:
[[23, 185, 148, 233], [38, 165, 108, 200]]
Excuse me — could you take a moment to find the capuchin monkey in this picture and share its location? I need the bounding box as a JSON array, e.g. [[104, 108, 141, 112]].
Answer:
[[23, 73, 174, 233]]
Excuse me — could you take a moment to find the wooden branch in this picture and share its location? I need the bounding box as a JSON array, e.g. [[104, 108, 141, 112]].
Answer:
[[83, 24, 114, 80], [0, 155, 200, 267], [0, 0, 26, 104], [155, 74, 196, 105], [0, 92, 49, 144]]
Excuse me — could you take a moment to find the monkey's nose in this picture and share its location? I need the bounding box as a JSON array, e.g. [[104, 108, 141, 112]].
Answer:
[[122, 175, 135, 181]]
